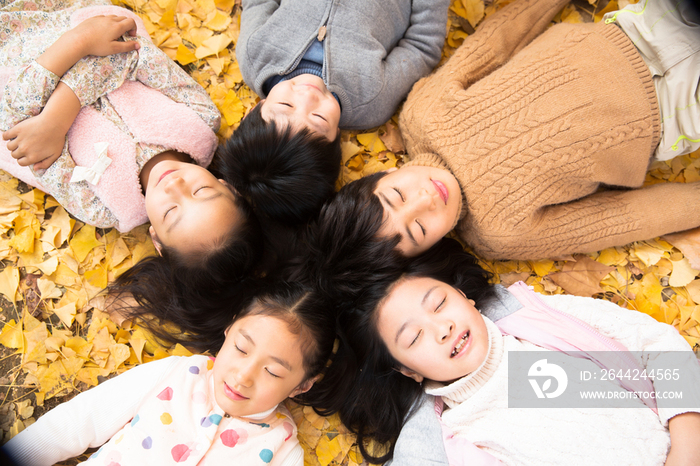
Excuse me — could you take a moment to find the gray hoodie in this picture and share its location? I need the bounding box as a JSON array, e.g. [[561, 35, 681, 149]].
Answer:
[[236, 0, 450, 130]]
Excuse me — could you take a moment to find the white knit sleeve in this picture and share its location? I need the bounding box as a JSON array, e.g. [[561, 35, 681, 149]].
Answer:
[[537, 293, 700, 425], [4, 356, 181, 466]]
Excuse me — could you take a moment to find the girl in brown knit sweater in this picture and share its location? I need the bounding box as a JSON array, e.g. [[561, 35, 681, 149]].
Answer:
[[316, 0, 700, 261]]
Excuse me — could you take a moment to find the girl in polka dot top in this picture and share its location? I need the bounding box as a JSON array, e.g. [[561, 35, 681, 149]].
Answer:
[[4, 282, 336, 466]]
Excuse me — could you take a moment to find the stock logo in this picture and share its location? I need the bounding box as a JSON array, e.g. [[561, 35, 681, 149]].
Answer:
[[528, 359, 568, 399]]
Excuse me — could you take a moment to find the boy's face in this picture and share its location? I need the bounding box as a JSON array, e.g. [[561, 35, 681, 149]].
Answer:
[[213, 314, 313, 418], [376, 276, 489, 384], [260, 74, 341, 141], [373, 166, 461, 256], [144, 159, 241, 255]]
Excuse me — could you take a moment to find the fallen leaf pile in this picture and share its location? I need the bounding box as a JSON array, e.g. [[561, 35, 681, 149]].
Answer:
[[2, 0, 700, 465]]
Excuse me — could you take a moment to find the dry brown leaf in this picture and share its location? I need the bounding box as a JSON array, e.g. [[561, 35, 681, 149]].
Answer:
[[548, 255, 614, 296], [379, 121, 405, 153]]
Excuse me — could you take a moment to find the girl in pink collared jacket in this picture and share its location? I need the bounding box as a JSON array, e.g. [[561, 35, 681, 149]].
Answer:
[[324, 239, 700, 465]]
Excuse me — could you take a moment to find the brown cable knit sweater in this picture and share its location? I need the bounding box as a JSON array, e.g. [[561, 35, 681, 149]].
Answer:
[[399, 0, 700, 260]]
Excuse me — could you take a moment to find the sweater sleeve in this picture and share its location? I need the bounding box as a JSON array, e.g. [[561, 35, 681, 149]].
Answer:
[[468, 181, 700, 260], [4, 357, 181, 466], [386, 393, 449, 466], [433, 0, 569, 88], [536, 293, 700, 426]]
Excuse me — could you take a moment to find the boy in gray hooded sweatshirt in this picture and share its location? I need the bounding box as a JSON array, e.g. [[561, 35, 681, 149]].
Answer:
[[236, 0, 451, 138]]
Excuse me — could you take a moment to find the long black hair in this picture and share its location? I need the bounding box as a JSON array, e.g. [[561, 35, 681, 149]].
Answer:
[[108, 195, 263, 352], [286, 170, 393, 296], [310, 238, 495, 463]]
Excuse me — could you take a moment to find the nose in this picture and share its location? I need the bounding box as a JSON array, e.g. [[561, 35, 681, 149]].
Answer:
[[437, 320, 454, 343], [234, 361, 255, 388], [406, 188, 436, 216], [163, 175, 187, 196]]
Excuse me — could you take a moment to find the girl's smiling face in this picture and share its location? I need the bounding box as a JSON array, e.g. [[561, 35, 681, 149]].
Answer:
[[144, 159, 242, 255], [373, 166, 461, 257], [376, 276, 489, 383], [213, 314, 314, 418]]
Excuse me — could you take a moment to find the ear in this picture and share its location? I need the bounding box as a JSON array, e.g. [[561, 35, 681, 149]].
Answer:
[[218, 179, 239, 195], [398, 366, 424, 383], [149, 226, 163, 256], [290, 374, 322, 397]]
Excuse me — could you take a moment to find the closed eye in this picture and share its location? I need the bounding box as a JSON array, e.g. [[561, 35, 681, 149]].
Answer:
[[435, 297, 446, 312], [409, 329, 422, 347], [235, 344, 247, 355], [416, 220, 426, 235], [266, 368, 280, 378], [194, 186, 209, 195], [393, 187, 405, 202], [280, 102, 292, 108], [164, 206, 175, 219], [313, 113, 327, 122]]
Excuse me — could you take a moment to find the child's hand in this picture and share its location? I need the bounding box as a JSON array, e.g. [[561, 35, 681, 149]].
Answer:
[[665, 412, 700, 466], [71, 15, 140, 58], [3, 114, 66, 171]]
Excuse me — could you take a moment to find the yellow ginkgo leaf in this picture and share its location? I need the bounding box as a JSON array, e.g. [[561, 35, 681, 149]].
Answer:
[[0, 266, 19, 302], [461, 0, 484, 28], [0, 319, 23, 349], [183, 26, 214, 47], [53, 302, 77, 328], [9, 210, 41, 253], [220, 90, 245, 126], [69, 225, 103, 263], [195, 34, 232, 59], [204, 10, 231, 31], [356, 132, 387, 154], [670, 258, 699, 288]]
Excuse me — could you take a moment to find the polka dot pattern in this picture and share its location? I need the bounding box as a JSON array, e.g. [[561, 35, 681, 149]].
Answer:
[[157, 387, 173, 401], [171, 444, 193, 462], [80, 356, 296, 464], [259, 448, 273, 463]]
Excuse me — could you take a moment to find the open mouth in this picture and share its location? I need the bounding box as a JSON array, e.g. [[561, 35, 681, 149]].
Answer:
[[451, 331, 470, 358], [432, 180, 448, 205]]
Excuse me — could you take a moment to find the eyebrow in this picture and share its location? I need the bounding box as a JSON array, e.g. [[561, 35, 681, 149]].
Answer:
[[167, 192, 223, 234], [240, 329, 293, 371], [378, 192, 419, 248], [394, 285, 437, 345], [422, 286, 437, 307]]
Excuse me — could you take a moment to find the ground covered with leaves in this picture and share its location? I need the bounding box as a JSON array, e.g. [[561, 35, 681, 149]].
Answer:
[[2, 0, 700, 464]]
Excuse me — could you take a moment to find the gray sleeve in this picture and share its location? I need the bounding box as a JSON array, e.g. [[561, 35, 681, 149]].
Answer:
[[237, 0, 282, 93], [386, 393, 449, 466], [345, 0, 450, 130]]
